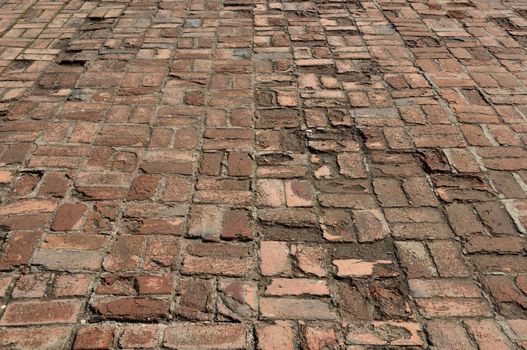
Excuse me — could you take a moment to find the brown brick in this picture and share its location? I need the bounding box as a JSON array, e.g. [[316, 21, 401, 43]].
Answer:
[[427, 320, 476, 350], [260, 298, 336, 320], [119, 325, 159, 349], [91, 297, 170, 321], [257, 321, 295, 350], [51, 203, 88, 231], [0, 231, 43, 269], [228, 152, 253, 176], [164, 324, 246, 349], [0, 300, 82, 325], [74, 325, 116, 350], [0, 326, 73, 350]]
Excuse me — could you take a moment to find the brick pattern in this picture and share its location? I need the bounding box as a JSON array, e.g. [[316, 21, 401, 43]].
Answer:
[[0, 0, 527, 348]]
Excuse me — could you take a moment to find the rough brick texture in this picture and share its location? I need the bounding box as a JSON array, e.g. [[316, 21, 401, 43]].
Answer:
[[0, 0, 526, 348]]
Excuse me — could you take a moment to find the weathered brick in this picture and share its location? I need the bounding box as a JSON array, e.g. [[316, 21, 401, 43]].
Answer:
[[304, 325, 338, 350], [0, 231, 43, 269], [0, 3, 525, 346], [427, 320, 476, 350], [0, 199, 57, 215], [345, 322, 424, 346], [0, 299, 82, 325], [285, 180, 314, 207], [260, 298, 336, 320], [228, 152, 253, 176], [416, 298, 492, 317], [395, 241, 437, 278], [74, 325, 116, 350], [257, 321, 295, 350], [32, 249, 103, 271], [119, 325, 160, 349], [465, 319, 514, 350], [51, 203, 88, 231], [12, 273, 52, 298], [265, 278, 329, 296], [164, 324, 246, 349], [54, 273, 93, 297], [260, 241, 291, 276], [0, 326, 73, 350], [175, 277, 214, 320], [91, 297, 170, 321]]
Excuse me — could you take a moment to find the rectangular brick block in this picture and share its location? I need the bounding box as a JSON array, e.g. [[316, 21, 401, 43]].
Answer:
[[0, 300, 82, 325], [164, 324, 246, 350]]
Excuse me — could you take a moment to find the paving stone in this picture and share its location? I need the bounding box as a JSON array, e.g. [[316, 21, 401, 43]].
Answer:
[[0, 0, 525, 347]]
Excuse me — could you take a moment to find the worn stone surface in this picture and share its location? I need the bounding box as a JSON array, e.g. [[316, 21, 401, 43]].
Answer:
[[0, 0, 526, 348]]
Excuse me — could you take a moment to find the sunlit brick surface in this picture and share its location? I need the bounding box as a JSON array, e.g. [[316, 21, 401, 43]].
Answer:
[[0, 0, 527, 348]]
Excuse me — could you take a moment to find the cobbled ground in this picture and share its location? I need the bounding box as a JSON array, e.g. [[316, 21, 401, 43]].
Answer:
[[0, 0, 527, 348]]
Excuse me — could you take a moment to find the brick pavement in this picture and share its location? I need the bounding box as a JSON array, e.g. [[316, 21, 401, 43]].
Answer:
[[0, 0, 526, 348]]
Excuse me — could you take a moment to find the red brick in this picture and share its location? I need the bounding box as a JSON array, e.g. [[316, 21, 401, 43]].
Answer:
[[416, 298, 492, 317], [409, 279, 481, 298], [260, 298, 336, 320], [91, 297, 170, 321], [0, 231, 43, 269], [103, 235, 145, 271], [1, 143, 32, 164], [337, 153, 366, 178], [428, 240, 469, 277], [38, 173, 70, 196], [32, 249, 103, 271], [164, 324, 246, 349], [187, 205, 223, 240], [260, 241, 291, 276], [445, 203, 485, 236], [0, 170, 14, 183], [221, 209, 252, 240], [346, 321, 424, 346], [74, 325, 116, 350], [354, 209, 390, 242], [143, 236, 180, 270], [256, 179, 285, 207], [475, 201, 517, 234], [265, 278, 329, 296], [182, 253, 253, 277], [0, 299, 82, 325], [127, 175, 160, 200], [465, 319, 514, 350], [162, 176, 192, 202], [54, 273, 93, 296], [228, 152, 253, 176], [51, 203, 87, 231], [119, 325, 159, 349], [0, 274, 13, 297], [42, 233, 108, 250], [12, 273, 52, 298], [1, 4, 527, 345], [217, 280, 258, 319], [257, 321, 295, 350], [395, 241, 436, 278], [0, 326, 73, 350], [136, 274, 174, 294], [285, 180, 314, 207], [481, 275, 527, 308], [175, 278, 214, 320], [0, 199, 58, 215], [12, 173, 40, 197], [427, 320, 476, 350], [465, 235, 525, 254], [373, 178, 407, 207], [291, 244, 326, 277], [199, 152, 223, 175], [304, 326, 338, 350]]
